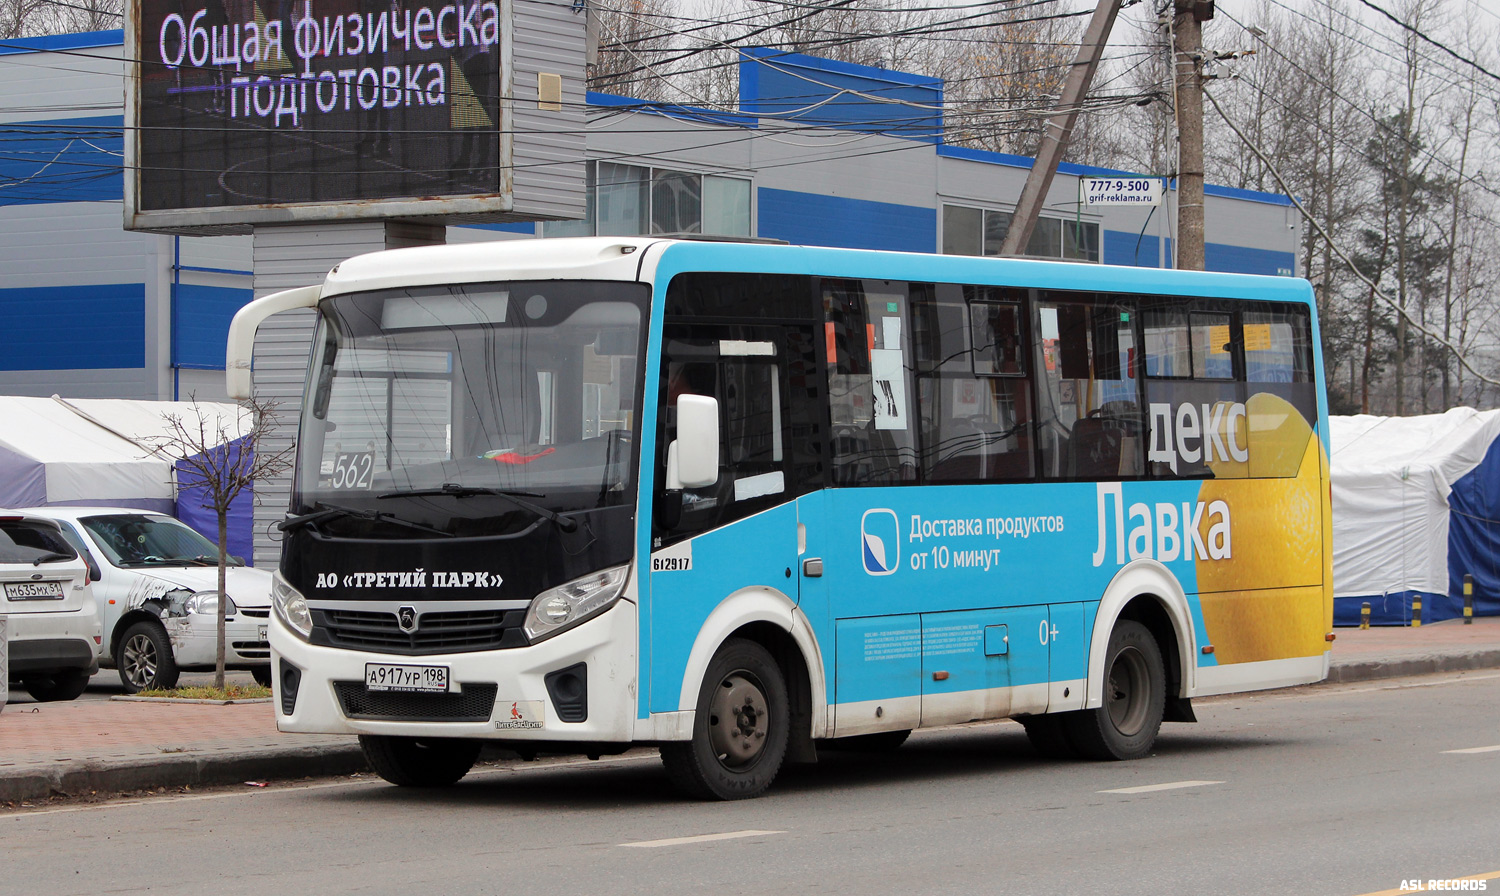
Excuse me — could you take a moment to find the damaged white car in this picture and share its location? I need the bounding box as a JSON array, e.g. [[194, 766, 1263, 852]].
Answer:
[[24, 507, 273, 692]]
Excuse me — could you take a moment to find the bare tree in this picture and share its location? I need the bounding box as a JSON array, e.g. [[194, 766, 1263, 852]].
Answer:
[[942, 1, 1086, 157], [589, 0, 680, 102], [1075, 4, 1175, 176], [2, 0, 120, 37], [144, 398, 292, 690]]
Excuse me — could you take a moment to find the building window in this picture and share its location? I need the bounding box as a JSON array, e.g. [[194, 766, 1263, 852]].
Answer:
[[544, 162, 752, 238], [941, 203, 1099, 263], [596, 162, 650, 235], [652, 170, 702, 234]]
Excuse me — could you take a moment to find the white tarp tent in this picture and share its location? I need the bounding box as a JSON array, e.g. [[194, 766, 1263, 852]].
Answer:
[[0, 396, 254, 560], [1331, 407, 1500, 624]]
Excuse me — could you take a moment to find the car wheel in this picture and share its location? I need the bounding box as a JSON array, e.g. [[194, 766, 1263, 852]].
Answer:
[[117, 620, 180, 693], [359, 735, 481, 787], [250, 665, 274, 688], [23, 668, 91, 702]]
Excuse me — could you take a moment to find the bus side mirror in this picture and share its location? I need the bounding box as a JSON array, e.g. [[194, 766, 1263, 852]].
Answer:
[[226, 285, 321, 399], [666, 395, 719, 489]]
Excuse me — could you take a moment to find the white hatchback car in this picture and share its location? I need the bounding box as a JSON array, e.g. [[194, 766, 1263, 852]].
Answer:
[[24, 508, 273, 692], [1, 511, 102, 702]]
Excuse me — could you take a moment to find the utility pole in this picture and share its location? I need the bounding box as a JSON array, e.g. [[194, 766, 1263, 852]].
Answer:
[[1173, 0, 1213, 270], [999, 0, 1121, 257]]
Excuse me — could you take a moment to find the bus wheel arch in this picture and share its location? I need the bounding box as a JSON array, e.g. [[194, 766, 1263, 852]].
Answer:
[[674, 589, 826, 739], [1087, 562, 1197, 716]]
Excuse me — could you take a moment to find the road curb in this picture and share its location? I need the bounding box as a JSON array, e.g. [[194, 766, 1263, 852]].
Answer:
[[0, 743, 368, 804], [1325, 649, 1500, 684], [7, 651, 1500, 804]]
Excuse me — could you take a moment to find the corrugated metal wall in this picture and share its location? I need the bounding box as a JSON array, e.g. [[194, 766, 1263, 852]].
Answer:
[[247, 222, 446, 568], [509, 0, 588, 220]]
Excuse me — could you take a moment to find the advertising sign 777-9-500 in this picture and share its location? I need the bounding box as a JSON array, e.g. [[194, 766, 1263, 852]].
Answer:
[[129, 0, 511, 222]]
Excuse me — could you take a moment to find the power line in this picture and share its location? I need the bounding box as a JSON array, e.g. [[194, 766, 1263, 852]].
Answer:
[[1351, 0, 1500, 85], [1215, 5, 1500, 210], [1203, 83, 1500, 387]]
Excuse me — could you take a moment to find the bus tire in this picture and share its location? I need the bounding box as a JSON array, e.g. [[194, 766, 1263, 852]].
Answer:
[[821, 729, 911, 752], [1019, 715, 1077, 759], [359, 735, 481, 787], [1065, 620, 1165, 761], [660, 638, 789, 800]]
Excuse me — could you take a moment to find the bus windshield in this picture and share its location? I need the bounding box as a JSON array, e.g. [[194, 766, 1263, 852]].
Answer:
[[292, 280, 647, 535]]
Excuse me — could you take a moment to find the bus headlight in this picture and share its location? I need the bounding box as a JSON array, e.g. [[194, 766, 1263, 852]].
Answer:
[[271, 572, 313, 640], [523, 565, 629, 643]]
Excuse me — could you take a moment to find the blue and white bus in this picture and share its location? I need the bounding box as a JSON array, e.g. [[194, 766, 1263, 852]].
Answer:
[[227, 236, 1333, 800]]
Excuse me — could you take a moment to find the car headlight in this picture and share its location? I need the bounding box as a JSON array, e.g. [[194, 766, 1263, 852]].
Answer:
[[523, 565, 629, 643], [184, 591, 237, 617], [271, 571, 312, 640]]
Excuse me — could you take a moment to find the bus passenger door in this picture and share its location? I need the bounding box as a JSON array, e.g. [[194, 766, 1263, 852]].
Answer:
[[647, 325, 802, 715]]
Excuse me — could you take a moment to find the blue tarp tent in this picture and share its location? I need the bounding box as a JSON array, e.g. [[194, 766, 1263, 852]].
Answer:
[[1331, 409, 1500, 625], [174, 437, 255, 565]]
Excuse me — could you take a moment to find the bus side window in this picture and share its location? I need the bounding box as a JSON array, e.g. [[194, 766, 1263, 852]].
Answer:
[[1034, 296, 1143, 480], [1244, 308, 1313, 383], [654, 338, 789, 544], [912, 284, 1034, 482], [823, 279, 917, 485]]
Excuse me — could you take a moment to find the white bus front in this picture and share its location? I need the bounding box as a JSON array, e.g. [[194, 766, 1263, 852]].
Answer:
[[260, 277, 649, 784]]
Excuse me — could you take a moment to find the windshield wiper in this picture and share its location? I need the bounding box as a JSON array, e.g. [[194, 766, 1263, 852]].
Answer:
[[378, 483, 579, 534], [32, 552, 73, 565], [278, 501, 455, 537]]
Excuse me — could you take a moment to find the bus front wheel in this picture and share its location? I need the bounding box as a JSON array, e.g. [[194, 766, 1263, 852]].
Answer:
[[359, 735, 481, 787], [660, 638, 789, 800], [1065, 620, 1165, 761]]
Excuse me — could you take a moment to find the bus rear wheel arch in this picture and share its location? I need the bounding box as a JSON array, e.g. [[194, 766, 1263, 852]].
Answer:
[[660, 637, 790, 800], [1065, 619, 1165, 760]]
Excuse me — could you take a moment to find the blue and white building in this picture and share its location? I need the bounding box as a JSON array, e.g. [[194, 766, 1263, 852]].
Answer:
[[2, 29, 1303, 562], [1, 30, 1300, 405]]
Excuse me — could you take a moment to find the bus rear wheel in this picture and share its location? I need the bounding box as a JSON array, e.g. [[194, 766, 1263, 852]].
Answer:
[[1065, 620, 1165, 761], [359, 735, 481, 787], [660, 638, 789, 800]]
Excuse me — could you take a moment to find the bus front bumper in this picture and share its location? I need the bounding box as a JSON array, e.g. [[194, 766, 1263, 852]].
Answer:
[[269, 599, 638, 743]]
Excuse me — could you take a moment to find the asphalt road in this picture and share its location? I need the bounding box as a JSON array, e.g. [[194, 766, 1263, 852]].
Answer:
[[5, 672, 1499, 896]]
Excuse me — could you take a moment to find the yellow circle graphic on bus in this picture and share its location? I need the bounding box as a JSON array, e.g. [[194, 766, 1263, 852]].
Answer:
[[1195, 392, 1331, 664]]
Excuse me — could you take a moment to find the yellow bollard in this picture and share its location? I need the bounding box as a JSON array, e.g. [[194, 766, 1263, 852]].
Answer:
[[1464, 574, 1474, 625], [1360, 602, 1370, 630], [1412, 593, 1422, 627]]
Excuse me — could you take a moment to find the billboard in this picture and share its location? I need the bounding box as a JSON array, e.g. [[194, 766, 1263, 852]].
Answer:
[[125, 0, 550, 231]]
